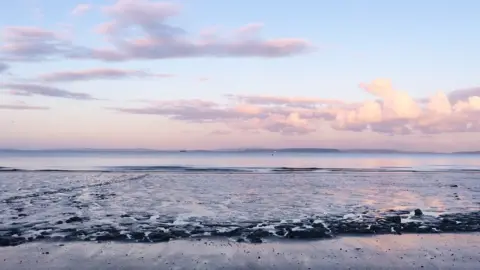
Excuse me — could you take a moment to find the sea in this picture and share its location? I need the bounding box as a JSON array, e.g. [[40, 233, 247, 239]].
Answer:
[[0, 150, 479, 245]]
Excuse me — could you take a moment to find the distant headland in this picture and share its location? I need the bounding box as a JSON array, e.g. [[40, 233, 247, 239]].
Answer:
[[0, 148, 479, 155]]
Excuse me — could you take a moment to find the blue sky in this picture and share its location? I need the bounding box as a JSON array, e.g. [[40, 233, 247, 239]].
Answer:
[[1, 0, 480, 151]]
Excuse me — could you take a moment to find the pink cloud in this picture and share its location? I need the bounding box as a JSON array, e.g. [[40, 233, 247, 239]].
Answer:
[[233, 104, 264, 115], [0, 101, 49, 110], [112, 81, 480, 136], [359, 78, 395, 99], [454, 96, 480, 112], [0, 26, 76, 61], [71, 4, 92, 16], [234, 112, 315, 135], [95, 0, 310, 59], [111, 95, 338, 135], [38, 68, 174, 82], [210, 130, 232, 136], [332, 79, 423, 135], [2, 83, 95, 100], [448, 87, 480, 104], [2, 26, 56, 40], [114, 100, 249, 123], [425, 92, 452, 115], [236, 23, 264, 35], [0, 0, 313, 62], [230, 95, 344, 107], [358, 79, 421, 120], [0, 62, 8, 73], [334, 79, 480, 134], [333, 100, 382, 131]]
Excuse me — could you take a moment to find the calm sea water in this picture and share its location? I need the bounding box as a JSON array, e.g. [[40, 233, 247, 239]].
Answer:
[[1, 151, 480, 171]]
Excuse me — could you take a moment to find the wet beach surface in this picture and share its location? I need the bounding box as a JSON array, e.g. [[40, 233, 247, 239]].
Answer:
[[1, 233, 479, 269], [0, 171, 479, 246]]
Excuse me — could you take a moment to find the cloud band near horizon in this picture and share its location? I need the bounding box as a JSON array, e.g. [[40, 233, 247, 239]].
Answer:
[[111, 81, 480, 135]]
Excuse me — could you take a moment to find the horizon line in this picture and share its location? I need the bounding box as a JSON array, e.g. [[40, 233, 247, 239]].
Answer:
[[0, 147, 479, 155]]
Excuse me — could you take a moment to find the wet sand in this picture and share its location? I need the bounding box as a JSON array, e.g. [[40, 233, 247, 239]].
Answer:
[[1, 233, 479, 269]]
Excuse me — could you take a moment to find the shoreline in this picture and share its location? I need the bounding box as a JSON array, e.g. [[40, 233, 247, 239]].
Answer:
[[1, 233, 479, 269], [1, 209, 479, 246]]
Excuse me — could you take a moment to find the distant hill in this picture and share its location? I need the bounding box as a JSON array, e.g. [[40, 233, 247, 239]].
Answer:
[[342, 149, 438, 154], [342, 149, 403, 154], [0, 148, 479, 155], [221, 148, 439, 154], [230, 148, 341, 153], [0, 148, 157, 152], [452, 151, 480, 155]]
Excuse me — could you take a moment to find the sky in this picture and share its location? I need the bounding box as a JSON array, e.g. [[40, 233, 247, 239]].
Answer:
[[1, 0, 480, 151]]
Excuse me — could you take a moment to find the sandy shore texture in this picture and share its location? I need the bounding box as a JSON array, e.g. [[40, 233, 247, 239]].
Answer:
[[1, 233, 479, 270]]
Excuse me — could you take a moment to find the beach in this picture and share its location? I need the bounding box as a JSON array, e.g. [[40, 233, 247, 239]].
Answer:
[[1, 233, 479, 269], [1, 152, 479, 269]]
